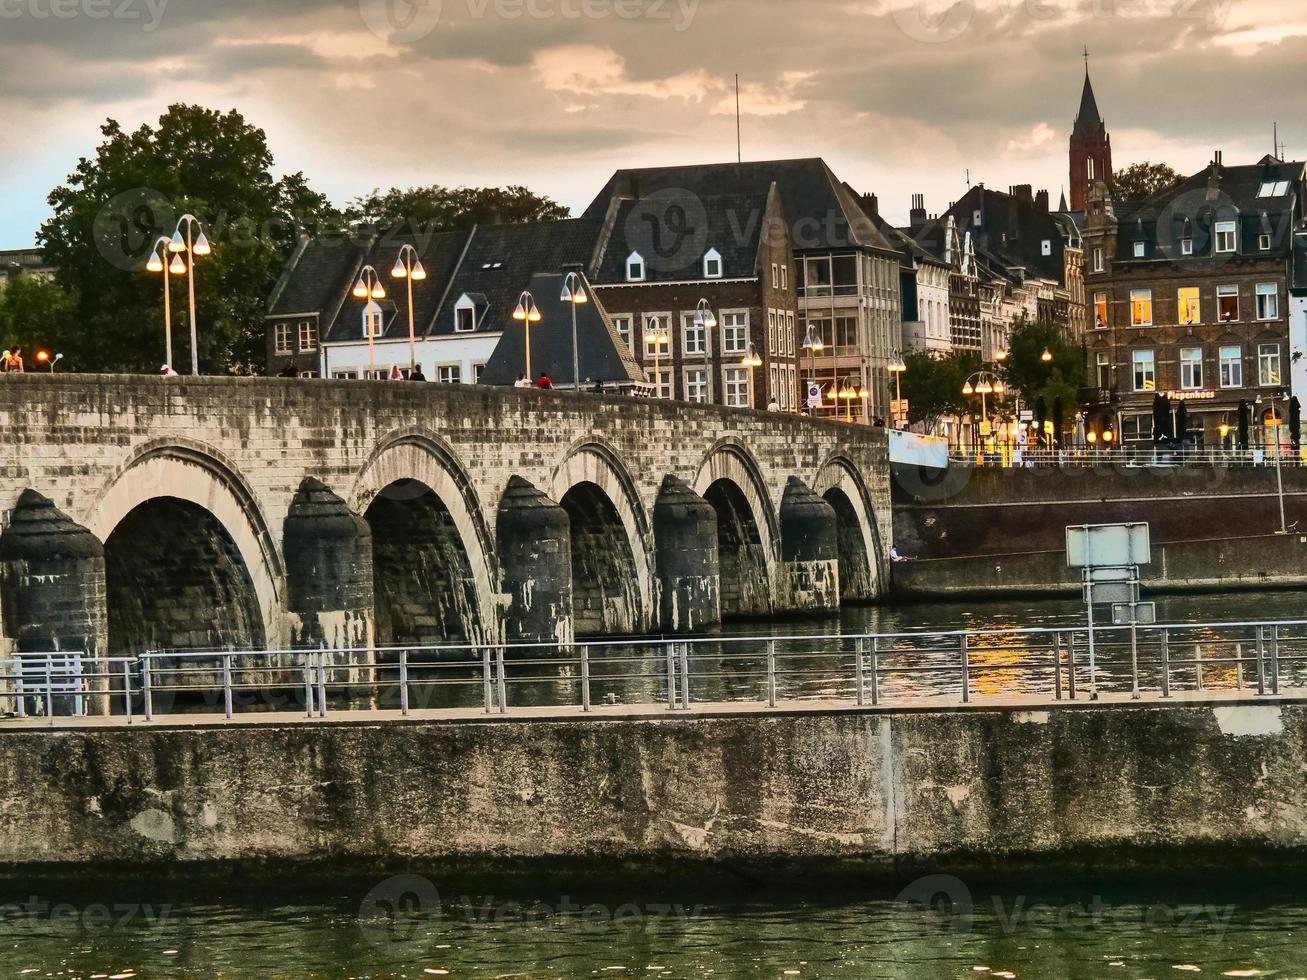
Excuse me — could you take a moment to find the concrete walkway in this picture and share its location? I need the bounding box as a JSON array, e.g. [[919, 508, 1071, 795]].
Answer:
[[2, 685, 1303, 732]]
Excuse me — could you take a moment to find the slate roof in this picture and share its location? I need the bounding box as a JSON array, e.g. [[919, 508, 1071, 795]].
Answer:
[[1072, 71, 1104, 139], [941, 185, 1073, 284], [584, 158, 895, 254], [1109, 157, 1306, 265], [478, 272, 645, 388], [267, 236, 365, 318], [591, 191, 770, 283]]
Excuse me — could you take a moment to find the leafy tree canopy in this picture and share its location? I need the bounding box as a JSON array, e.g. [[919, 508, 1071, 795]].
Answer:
[[1001, 316, 1086, 431], [0, 275, 79, 367], [345, 185, 571, 236], [1109, 162, 1184, 203], [899, 349, 983, 429]]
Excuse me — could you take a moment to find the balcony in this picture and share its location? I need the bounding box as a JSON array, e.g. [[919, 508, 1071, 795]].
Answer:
[[1078, 386, 1119, 406]]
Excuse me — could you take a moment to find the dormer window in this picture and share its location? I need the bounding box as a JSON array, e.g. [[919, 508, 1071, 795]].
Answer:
[[454, 293, 479, 333], [703, 248, 722, 279], [1259, 233, 1272, 251], [363, 302, 383, 339], [1215, 221, 1237, 253], [1181, 238, 1194, 256], [1041, 240, 1052, 256], [1133, 241, 1146, 258], [626, 251, 645, 282]]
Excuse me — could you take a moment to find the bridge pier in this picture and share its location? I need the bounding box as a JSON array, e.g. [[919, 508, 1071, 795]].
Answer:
[[653, 476, 721, 634], [0, 491, 110, 714], [496, 477, 574, 644], [776, 477, 840, 615]]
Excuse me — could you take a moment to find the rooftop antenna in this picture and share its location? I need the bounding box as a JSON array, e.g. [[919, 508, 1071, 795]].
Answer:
[[1084, 45, 1089, 72], [735, 74, 742, 163], [965, 168, 971, 187]]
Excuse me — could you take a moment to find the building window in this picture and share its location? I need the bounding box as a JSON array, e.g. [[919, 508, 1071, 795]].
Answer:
[[1259, 233, 1272, 251], [1132, 350, 1155, 392], [1181, 238, 1194, 256], [1087, 158, 1096, 180], [363, 305, 383, 338], [626, 252, 645, 282], [723, 367, 749, 407], [786, 312, 796, 355], [1215, 221, 1237, 253], [436, 365, 461, 384], [1092, 247, 1105, 272], [1041, 239, 1052, 256], [644, 313, 672, 358], [1258, 180, 1291, 197], [771, 263, 779, 289], [721, 311, 748, 355], [681, 312, 707, 355], [685, 367, 709, 404], [1096, 351, 1111, 389], [1133, 241, 1146, 258], [1094, 291, 1108, 329], [1217, 285, 1239, 323], [1258, 343, 1281, 387], [455, 307, 476, 332], [1130, 289, 1153, 327], [613, 315, 631, 348], [1219, 345, 1242, 388], [767, 310, 777, 353], [1178, 287, 1201, 326], [473, 363, 486, 383], [704, 248, 722, 279], [1256, 283, 1279, 320], [331, 369, 358, 380], [298, 371, 319, 379], [274, 323, 292, 356], [780, 265, 788, 291], [1180, 347, 1203, 390], [298, 320, 318, 352]]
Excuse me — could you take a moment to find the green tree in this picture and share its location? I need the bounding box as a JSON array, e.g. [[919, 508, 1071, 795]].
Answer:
[[1001, 317, 1086, 439], [1109, 162, 1184, 203], [0, 275, 79, 367], [345, 184, 571, 235], [899, 349, 982, 430], [39, 105, 341, 374]]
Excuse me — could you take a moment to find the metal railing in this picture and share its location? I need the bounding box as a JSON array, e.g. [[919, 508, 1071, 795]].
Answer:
[[948, 448, 1307, 468], [4, 619, 1307, 724]]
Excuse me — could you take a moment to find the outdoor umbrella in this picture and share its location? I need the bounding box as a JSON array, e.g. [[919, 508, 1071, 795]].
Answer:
[[1152, 393, 1167, 444], [1292, 396, 1302, 449], [1238, 400, 1250, 450], [1175, 401, 1189, 447], [1034, 396, 1047, 449], [1052, 398, 1064, 450], [1074, 412, 1087, 449]]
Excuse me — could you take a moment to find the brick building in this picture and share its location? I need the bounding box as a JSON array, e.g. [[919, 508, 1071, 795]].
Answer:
[[1068, 63, 1112, 213], [1081, 154, 1307, 446]]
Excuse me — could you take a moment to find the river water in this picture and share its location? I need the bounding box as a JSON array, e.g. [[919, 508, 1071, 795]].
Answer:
[[10, 592, 1307, 977]]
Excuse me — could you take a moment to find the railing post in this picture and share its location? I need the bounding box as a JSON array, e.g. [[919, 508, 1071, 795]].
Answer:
[[222, 653, 233, 719], [1160, 628, 1170, 699], [1256, 627, 1266, 696], [960, 634, 970, 704], [1196, 643, 1204, 691], [482, 646, 493, 714], [123, 661, 133, 724], [1129, 622, 1140, 701], [869, 637, 879, 706], [1272, 625, 1281, 695], [13, 659, 25, 720], [678, 642, 690, 710], [580, 645, 591, 713], [44, 657, 53, 723], [316, 651, 327, 717], [1054, 631, 1063, 701], [399, 649, 410, 716], [766, 639, 777, 708], [142, 653, 153, 721], [1236, 642, 1244, 691], [854, 638, 866, 706], [495, 646, 507, 714], [303, 652, 314, 718], [1067, 632, 1077, 700], [666, 643, 677, 710]]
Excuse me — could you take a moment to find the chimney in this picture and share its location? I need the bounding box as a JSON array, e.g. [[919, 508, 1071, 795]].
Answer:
[[1214, 150, 1223, 166], [1034, 189, 1050, 212], [909, 193, 927, 227], [1010, 184, 1033, 207], [861, 192, 880, 219]]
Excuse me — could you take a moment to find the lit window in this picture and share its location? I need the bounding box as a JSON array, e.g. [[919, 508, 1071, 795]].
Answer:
[[1215, 221, 1237, 253], [1217, 285, 1239, 323], [1256, 283, 1279, 320], [274, 323, 292, 356], [1219, 345, 1242, 388], [1093, 291, 1108, 329], [1259, 343, 1281, 386], [298, 320, 318, 352], [626, 252, 645, 282], [723, 367, 750, 407], [1133, 241, 1146, 258], [721, 311, 748, 355], [1132, 350, 1155, 392], [1130, 289, 1153, 327], [1177, 287, 1201, 326], [684, 367, 709, 404], [703, 248, 722, 279], [1180, 347, 1203, 390], [436, 365, 461, 384]]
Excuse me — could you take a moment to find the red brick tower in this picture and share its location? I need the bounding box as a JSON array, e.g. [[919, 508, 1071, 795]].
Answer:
[[1069, 55, 1112, 212]]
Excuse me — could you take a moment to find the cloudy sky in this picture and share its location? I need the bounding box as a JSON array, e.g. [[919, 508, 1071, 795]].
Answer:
[[2, 0, 1304, 246]]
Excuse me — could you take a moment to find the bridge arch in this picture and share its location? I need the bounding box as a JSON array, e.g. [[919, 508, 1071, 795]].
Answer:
[[351, 429, 496, 645], [87, 440, 281, 653], [814, 455, 884, 601], [550, 440, 651, 636], [694, 441, 778, 619]]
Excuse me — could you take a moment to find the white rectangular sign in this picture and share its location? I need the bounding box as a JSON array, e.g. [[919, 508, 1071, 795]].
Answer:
[[888, 430, 949, 469], [1066, 523, 1151, 568]]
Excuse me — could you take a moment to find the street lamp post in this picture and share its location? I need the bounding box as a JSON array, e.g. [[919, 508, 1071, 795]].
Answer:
[[802, 326, 825, 417], [827, 376, 865, 424], [962, 370, 1006, 456], [1257, 390, 1289, 534], [146, 235, 182, 371], [693, 299, 717, 403], [352, 265, 388, 375], [512, 291, 542, 380], [561, 272, 589, 390], [168, 215, 211, 375], [742, 343, 763, 408], [643, 318, 671, 398], [390, 244, 427, 374], [888, 352, 907, 427]]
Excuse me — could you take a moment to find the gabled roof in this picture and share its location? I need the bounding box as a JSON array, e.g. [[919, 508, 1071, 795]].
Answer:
[[1072, 71, 1104, 139], [941, 185, 1073, 284], [268, 236, 366, 318], [584, 158, 895, 254], [478, 271, 645, 388]]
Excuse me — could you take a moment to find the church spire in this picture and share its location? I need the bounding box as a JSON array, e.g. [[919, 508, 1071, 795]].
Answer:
[[1068, 48, 1112, 213], [1073, 54, 1103, 138]]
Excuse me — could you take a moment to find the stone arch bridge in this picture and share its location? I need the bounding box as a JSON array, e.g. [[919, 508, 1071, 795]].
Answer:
[[0, 377, 890, 662]]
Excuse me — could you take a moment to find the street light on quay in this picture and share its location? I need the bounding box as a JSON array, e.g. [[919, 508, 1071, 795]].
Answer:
[[390, 244, 427, 375], [352, 265, 387, 374], [742, 342, 763, 408], [560, 272, 588, 391], [513, 291, 542, 380], [802, 326, 824, 416], [168, 214, 210, 376], [962, 370, 1005, 448], [827, 375, 867, 424], [643, 318, 671, 398], [35, 350, 62, 372], [888, 352, 907, 426], [146, 235, 182, 371]]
